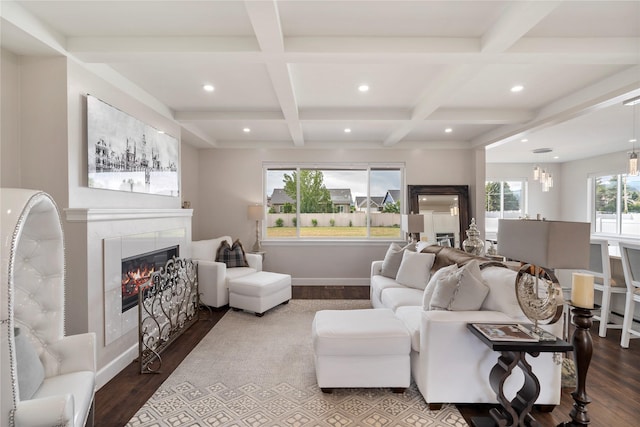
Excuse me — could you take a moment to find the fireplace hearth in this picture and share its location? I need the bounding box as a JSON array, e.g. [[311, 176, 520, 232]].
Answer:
[[121, 245, 178, 313]]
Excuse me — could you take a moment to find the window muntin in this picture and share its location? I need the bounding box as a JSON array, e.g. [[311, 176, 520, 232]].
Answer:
[[265, 164, 403, 240], [593, 173, 640, 237], [484, 180, 525, 240]]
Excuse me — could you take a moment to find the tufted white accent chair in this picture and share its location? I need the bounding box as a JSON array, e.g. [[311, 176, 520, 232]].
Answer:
[[1, 189, 96, 427]]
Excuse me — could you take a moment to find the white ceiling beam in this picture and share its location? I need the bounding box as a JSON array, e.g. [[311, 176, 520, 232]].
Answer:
[[481, 1, 561, 53], [66, 35, 639, 65], [68, 36, 259, 53], [0, 0, 67, 54], [245, 0, 303, 147], [176, 111, 285, 121], [429, 109, 533, 124], [180, 124, 218, 149]]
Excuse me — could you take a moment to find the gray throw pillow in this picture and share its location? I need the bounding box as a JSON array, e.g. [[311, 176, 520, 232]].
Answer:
[[380, 242, 416, 278], [429, 260, 490, 311], [215, 239, 249, 268], [14, 327, 45, 400], [422, 264, 457, 310]]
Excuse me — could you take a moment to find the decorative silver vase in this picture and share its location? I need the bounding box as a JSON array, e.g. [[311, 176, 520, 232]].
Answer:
[[462, 218, 484, 256]]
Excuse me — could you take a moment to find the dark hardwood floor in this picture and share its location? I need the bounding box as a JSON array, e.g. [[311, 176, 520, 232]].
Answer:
[[96, 287, 639, 427]]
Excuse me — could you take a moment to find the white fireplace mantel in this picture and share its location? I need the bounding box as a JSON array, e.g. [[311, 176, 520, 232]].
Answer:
[[64, 208, 192, 222]]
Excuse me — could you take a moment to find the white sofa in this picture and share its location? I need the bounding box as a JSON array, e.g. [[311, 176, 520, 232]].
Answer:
[[1, 189, 96, 427], [371, 245, 564, 410], [191, 236, 263, 307]]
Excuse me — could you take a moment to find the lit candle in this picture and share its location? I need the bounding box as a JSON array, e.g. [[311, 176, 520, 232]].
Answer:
[[571, 272, 595, 309]]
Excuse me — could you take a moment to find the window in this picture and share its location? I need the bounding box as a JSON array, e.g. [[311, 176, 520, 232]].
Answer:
[[265, 164, 403, 240], [484, 180, 525, 240], [593, 173, 640, 237]]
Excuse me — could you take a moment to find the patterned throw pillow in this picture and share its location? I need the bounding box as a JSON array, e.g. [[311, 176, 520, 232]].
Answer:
[[216, 239, 249, 268]]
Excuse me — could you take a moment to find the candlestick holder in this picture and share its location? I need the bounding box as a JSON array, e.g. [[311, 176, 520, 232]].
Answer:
[[557, 304, 593, 427]]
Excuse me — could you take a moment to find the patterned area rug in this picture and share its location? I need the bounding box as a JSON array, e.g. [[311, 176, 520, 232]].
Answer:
[[127, 300, 468, 427]]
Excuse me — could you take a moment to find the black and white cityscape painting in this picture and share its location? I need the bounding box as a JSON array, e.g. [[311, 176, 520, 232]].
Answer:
[[87, 95, 179, 197]]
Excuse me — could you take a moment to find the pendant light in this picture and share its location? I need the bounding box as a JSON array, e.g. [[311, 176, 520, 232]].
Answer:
[[629, 101, 639, 176]]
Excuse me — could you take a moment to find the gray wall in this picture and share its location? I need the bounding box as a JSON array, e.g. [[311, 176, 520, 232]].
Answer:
[[189, 147, 479, 283]]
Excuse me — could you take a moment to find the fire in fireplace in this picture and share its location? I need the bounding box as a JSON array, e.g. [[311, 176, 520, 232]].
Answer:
[[121, 246, 179, 313]]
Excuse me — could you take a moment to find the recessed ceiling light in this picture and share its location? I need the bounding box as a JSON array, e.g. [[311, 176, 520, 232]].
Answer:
[[344, 128, 352, 133], [511, 85, 524, 93], [553, 156, 559, 159], [243, 128, 251, 133], [631, 138, 637, 143], [158, 130, 165, 134], [203, 84, 215, 92], [358, 84, 369, 92], [445, 128, 453, 133], [521, 138, 528, 142]]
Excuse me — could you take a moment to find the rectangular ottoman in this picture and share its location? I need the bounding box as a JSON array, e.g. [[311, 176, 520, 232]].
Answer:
[[228, 271, 292, 316], [311, 308, 411, 392]]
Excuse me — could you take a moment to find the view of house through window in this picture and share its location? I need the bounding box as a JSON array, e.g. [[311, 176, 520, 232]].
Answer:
[[594, 174, 640, 237], [484, 180, 524, 241], [265, 165, 403, 239]]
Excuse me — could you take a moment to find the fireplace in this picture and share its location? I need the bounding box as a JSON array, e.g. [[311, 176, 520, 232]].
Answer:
[[121, 245, 179, 313]]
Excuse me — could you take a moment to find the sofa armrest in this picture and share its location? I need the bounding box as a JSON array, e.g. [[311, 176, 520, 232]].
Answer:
[[50, 333, 97, 375], [15, 394, 73, 427], [421, 310, 515, 345], [371, 260, 383, 278], [246, 253, 263, 271]]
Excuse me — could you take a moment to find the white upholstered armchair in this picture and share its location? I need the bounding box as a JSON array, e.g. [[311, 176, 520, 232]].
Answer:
[[1, 189, 96, 427], [191, 236, 262, 308]]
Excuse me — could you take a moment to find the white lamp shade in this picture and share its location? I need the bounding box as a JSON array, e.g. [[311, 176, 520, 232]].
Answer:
[[497, 219, 590, 269], [401, 214, 424, 233], [247, 204, 265, 221]]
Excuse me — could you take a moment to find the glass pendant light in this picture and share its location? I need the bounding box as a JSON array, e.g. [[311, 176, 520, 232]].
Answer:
[[630, 102, 639, 176]]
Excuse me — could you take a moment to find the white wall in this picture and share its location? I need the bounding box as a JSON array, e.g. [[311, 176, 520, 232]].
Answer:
[[181, 143, 200, 237], [1, 49, 21, 188], [195, 147, 476, 283]]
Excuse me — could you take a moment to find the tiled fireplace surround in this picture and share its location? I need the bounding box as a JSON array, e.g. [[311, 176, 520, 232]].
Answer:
[[65, 208, 192, 387]]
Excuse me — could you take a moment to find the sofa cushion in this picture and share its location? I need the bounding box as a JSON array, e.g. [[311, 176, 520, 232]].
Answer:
[[394, 306, 422, 352], [224, 267, 258, 287], [381, 242, 415, 278], [422, 264, 457, 310], [430, 260, 490, 311], [396, 250, 436, 290], [216, 239, 249, 268], [371, 274, 405, 307], [380, 287, 423, 311], [192, 236, 232, 261], [14, 327, 45, 400]]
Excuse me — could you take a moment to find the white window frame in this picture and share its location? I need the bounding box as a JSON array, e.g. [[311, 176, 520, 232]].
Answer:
[[263, 162, 406, 241]]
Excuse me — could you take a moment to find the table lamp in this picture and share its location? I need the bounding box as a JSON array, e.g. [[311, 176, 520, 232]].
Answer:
[[401, 213, 424, 243], [248, 204, 265, 252]]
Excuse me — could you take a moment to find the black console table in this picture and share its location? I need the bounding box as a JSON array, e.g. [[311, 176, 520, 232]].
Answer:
[[467, 323, 572, 427]]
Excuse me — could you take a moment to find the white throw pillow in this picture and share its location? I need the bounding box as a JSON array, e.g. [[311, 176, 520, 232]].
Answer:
[[422, 264, 457, 310], [380, 242, 416, 278], [429, 260, 490, 311], [395, 251, 436, 290]]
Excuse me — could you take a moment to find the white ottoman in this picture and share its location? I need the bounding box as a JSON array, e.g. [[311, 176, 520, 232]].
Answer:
[[228, 271, 292, 316], [311, 308, 411, 392]]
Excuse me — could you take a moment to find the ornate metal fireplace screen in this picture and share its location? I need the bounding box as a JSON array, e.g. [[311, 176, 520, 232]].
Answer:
[[138, 257, 198, 373]]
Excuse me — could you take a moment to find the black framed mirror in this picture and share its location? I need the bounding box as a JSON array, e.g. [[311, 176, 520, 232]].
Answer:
[[407, 185, 470, 249]]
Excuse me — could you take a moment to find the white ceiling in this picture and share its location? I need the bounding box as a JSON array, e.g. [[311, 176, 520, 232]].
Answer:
[[2, 0, 640, 163]]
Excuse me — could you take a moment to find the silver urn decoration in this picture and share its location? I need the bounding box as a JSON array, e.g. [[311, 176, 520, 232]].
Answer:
[[462, 218, 485, 256]]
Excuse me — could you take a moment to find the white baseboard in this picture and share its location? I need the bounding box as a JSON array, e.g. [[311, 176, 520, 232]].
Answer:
[[96, 343, 138, 390], [292, 278, 369, 286]]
